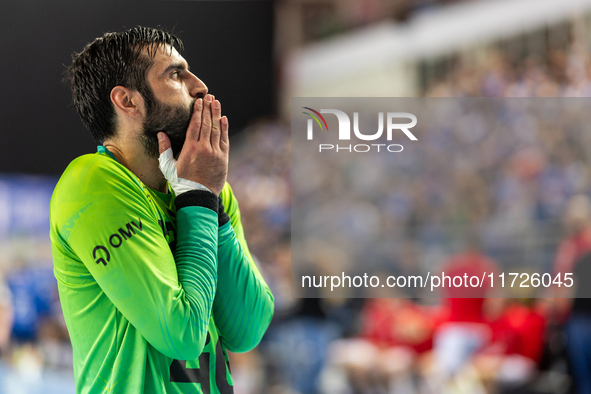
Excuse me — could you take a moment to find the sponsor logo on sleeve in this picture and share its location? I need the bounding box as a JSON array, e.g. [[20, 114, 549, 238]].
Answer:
[[92, 218, 143, 266]]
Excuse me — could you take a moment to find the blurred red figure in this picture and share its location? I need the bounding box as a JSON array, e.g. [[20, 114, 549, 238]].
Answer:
[[432, 247, 499, 380], [441, 251, 498, 322], [488, 300, 546, 363], [327, 297, 435, 393], [360, 298, 435, 354], [472, 299, 546, 390]]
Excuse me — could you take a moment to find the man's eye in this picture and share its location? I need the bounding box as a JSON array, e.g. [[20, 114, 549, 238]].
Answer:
[[171, 71, 180, 78]]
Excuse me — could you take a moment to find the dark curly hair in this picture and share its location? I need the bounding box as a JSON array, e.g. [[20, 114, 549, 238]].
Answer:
[[65, 26, 184, 143]]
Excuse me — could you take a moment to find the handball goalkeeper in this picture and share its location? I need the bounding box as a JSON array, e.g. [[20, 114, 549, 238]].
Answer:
[[49, 26, 274, 394]]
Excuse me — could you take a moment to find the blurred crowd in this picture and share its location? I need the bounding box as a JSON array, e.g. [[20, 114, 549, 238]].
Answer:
[[424, 47, 591, 98], [231, 116, 586, 394], [226, 46, 591, 394]]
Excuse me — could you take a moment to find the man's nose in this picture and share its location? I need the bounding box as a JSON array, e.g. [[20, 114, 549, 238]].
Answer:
[[188, 72, 208, 98]]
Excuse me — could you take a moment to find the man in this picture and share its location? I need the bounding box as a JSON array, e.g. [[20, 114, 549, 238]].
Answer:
[[49, 27, 274, 394]]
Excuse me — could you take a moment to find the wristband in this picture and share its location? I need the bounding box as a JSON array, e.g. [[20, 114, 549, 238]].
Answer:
[[175, 190, 219, 212], [217, 196, 230, 227]]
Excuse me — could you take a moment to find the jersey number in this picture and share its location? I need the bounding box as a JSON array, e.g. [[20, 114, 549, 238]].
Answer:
[[169, 333, 233, 393]]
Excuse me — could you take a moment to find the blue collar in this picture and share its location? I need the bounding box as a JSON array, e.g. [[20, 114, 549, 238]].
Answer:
[[97, 145, 118, 162]]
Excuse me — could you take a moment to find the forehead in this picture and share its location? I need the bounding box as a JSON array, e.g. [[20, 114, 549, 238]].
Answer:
[[146, 44, 187, 74]]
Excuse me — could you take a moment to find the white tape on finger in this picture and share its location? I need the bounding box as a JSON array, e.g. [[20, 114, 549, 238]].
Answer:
[[158, 148, 212, 195]]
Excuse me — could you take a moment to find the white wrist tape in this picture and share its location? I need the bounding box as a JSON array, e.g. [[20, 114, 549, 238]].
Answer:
[[158, 148, 212, 195]]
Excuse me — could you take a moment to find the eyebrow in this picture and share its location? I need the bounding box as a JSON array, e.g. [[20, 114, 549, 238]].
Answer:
[[161, 62, 190, 76]]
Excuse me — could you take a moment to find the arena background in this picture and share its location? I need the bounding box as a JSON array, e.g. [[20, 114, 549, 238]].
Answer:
[[2, 0, 591, 393]]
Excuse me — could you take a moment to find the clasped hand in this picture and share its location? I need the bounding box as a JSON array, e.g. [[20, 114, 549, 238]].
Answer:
[[158, 94, 229, 196]]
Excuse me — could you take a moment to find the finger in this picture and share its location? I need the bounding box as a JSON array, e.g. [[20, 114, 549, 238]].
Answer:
[[158, 132, 171, 154], [186, 98, 203, 142], [200, 94, 213, 145], [220, 116, 229, 152], [211, 100, 222, 148]]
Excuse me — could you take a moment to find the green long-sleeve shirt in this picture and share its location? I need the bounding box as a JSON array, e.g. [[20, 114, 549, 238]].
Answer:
[[49, 146, 274, 394]]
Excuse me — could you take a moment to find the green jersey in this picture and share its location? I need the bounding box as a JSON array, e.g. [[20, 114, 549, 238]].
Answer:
[[50, 146, 274, 394]]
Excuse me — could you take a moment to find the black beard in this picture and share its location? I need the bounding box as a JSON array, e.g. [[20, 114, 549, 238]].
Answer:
[[140, 97, 196, 159]]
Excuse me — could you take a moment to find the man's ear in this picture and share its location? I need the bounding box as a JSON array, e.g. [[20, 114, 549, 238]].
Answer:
[[110, 86, 144, 118]]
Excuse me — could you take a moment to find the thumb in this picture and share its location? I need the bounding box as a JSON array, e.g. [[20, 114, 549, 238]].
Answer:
[[158, 132, 171, 154], [158, 132, 178, 182]]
